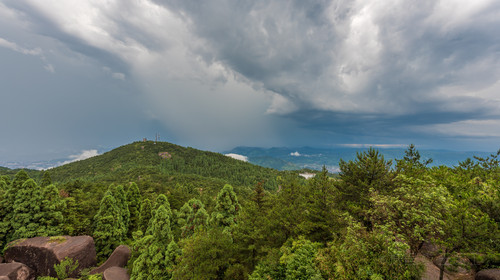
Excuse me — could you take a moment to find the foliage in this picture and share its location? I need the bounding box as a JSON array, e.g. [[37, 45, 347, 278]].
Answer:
[[337, 148, 393, 225], [126, 182, 141, 235], [93, 191, 123, 262], [131, 205, 179, 280], [178, 198, 208, 238], [137, 198, 152, 233], [211, 184, 241, 230], [250, 237, 323, 280], [319, 216, 423, 280], [172, 228, 234, 280], [369, 174, 450, 255], [54, 257, 79, 280], [111, 185, 130, 239]]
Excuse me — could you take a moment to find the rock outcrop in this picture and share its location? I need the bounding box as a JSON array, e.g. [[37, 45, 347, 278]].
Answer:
[[103, 267, 130, 280], [4, 236, 96, 278], [0, 262, 34, 280], [476, 269, 500, 280], [90, 245, 131, 275]]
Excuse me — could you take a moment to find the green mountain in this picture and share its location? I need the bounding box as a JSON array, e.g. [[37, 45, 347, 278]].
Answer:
[[44, 141, 281, 189]]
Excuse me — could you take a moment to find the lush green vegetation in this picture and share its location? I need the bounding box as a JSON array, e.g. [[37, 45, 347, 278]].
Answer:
[[0, 142, 499, 279]]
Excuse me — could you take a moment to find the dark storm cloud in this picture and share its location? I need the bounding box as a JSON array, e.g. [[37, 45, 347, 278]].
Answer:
[[154, 0, 500, 124], [2, 0, 500, 162]]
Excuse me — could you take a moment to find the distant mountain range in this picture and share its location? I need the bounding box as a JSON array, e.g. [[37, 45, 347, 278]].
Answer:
[[225, 146, 495, 172], [1, 143, 495, 174]]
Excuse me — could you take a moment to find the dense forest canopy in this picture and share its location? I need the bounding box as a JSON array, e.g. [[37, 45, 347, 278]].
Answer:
[[0, 142, 499, 279]]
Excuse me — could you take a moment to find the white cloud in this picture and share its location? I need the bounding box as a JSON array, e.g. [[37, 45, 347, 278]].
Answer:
[[60, 149, 99, 165], [225, 153, 248, 162], [290, 151, 301, 156]]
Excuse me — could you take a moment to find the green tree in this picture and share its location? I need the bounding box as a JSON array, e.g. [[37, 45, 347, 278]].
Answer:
[[250, 237, 322, 280], [126, 182, 141, 235], [319, 216, 422, 280], [11, 179, 43, 241], [436, 200, 499, 280], [40, 171, 53, 188], [111, 185, 130, 239], [396, 144, 432, 177], [369, 174, 450, 256], [172, 228, 234, 280], [337, 148, 393, 226], [93, 193, 124, 261], [138, 198, 152, 233], [131, 205, 179, 280], [12, 170, 29, 189], [178, 199, 208, 238], [146, 194, 172, 235], [304, 166, 340, 244], [211, 184, 241, 230], [39, 184, 65, 236]]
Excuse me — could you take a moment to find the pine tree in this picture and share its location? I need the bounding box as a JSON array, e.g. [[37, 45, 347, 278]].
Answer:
[[113, 185, 130, 239], [12, 170, 29, 189], [211, 184, 241, 229], [39, 184, 65, 237], [93, 193, 124, 261], [178, 199, 208, 238], [146, 194, 172, 235], [40, 171, 52, 188], [138, 198, 152, 233], [126, 182, 141, 235], [11, 179, 43, 241], [131, 205, 179, 279]]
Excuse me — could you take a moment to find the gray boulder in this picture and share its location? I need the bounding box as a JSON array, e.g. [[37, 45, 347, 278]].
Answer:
[[4, 236, 96, 278], [476, 269, 500, 280], [103, 267, 129, 280], [0, 262, 34, 280], [90, 245, 131, 275]]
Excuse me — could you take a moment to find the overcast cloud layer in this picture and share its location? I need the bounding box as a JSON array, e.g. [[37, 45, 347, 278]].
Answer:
[[1, 0, 500, 162]]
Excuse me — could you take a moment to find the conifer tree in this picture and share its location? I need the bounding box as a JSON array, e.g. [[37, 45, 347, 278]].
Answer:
[[12, 170, 29, 189], [113, 185, 130, 239], [0, 175, 10, 186], [211, 184, 241, 229], [0, 170, 32, 244], [126, 182, 141, 235], [131, 205, 179, 279], [138, 198, 152, 233], [39, 184, 65, 237], [146, 194, 171, 235], [11, 179, 43, 241], [40, 171, 52, 188], [93, 193, 124, 261], [178, 199, 208, 238]]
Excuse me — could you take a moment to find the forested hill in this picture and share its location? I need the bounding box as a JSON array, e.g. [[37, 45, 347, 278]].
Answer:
[[44, 141, 282, 189]]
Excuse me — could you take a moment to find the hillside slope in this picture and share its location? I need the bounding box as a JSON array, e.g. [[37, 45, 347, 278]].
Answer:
[[47, 141, 281, 189]]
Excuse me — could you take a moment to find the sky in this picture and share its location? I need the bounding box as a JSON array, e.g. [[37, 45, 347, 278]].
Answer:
[[1, 0, 500, 163]]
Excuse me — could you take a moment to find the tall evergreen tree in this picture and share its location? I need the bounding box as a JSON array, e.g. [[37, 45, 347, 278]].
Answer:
[[39, 184, 65, 237], [12, 170, 29, 189], [211, 184, 241, 230], [126, 182, 141, 235], [146, 194, 171, 235], [11, 179, 43, 241], [113, 185, 130, 239], [178, 199, 208, 238], [132, 205, 179, 279], [40, 171, 52, 188], [93, 193, 124, 261], [138, 198, 152, 233]]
